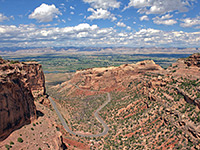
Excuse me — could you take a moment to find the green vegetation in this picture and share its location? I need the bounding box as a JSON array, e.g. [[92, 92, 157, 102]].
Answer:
[[5, 144, 11, 150], [10, 141, 14, 145], [3, 53, 186, 73], [17, 137, 23, 143], [10, 60, 19, 64], [56, 127, 60, 131]]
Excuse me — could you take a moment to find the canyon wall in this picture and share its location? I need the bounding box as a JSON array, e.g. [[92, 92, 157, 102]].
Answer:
[[0, 59, 46, 141]]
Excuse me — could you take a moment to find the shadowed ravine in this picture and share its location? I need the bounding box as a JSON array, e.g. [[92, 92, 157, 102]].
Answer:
[[48, 83, 111, 137]]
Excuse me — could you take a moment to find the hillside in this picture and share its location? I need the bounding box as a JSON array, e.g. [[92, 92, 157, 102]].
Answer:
[[49, 53, 200, 149]]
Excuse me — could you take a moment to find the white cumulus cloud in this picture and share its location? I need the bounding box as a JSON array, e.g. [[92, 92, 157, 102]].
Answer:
[[127, 26, 132, 30], [29, 3, 62, 22], [84, 0, 120, 21], [180, 16, 200, 27], [87, 8, 117, 21], [70, 6, 75, 10], [126, 0, 194, 15], [153, 14, 177, 25], [140, 15, 149, 21], [0, 13, 9, 22], [0, 24, 200, 47], [83, 0, 120, 9], [117, 22, 126, 27]]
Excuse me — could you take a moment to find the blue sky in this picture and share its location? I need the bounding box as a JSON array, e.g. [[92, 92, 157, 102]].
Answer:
[[0, 0, 200, 48]]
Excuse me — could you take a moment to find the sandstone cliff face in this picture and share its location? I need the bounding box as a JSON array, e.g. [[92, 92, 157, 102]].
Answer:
[[0, 60, 45, 141], [21, 62, 46, 98]]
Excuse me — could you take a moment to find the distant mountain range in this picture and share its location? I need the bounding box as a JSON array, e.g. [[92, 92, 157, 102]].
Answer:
[[0, 47, 199, 55]]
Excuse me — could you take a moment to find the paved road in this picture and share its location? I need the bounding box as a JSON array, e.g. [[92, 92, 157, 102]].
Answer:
[[49, 84, 111, 137]]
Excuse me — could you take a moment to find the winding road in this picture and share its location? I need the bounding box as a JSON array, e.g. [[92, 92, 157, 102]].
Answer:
[[48, 83, 111, 137]]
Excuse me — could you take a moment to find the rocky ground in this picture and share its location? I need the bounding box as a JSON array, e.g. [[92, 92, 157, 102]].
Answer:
[[0, 101, 66, 150]]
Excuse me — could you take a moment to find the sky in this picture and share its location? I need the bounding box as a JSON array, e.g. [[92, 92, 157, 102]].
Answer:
[[0, 0, 200, 48]]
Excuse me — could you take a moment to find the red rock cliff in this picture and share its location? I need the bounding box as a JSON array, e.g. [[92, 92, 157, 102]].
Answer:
[[57, 60, 163, 96], [0, 59, 46, 141]]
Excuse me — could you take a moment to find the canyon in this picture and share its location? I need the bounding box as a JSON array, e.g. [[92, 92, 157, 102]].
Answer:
[[0, 53, 200, 149], [50, 53, 200, 149]]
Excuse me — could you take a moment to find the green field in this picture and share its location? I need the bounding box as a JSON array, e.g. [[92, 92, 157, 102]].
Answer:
[[2, 53, 191, 73]]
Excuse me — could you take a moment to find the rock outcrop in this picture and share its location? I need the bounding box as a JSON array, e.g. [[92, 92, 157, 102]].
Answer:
[[0, 59, 46, 141], [176, 87, 200, 109], [148, 76, 172, 88], [184, 53, 200, 67], [58, 60, 164, 96]]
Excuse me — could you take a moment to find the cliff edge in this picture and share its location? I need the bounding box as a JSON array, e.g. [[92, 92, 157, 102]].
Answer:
[[0, 58, 46, 141]]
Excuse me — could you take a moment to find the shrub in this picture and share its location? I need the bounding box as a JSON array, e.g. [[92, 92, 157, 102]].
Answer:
[[17, 137, 23, 143], [56, 127, 60, 131], [172, 70, 176, 73], [10, 141, 14, 145], [5, 144, 10, 149], [96, 72, 104, 77], [10, 60, 19, 64]]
